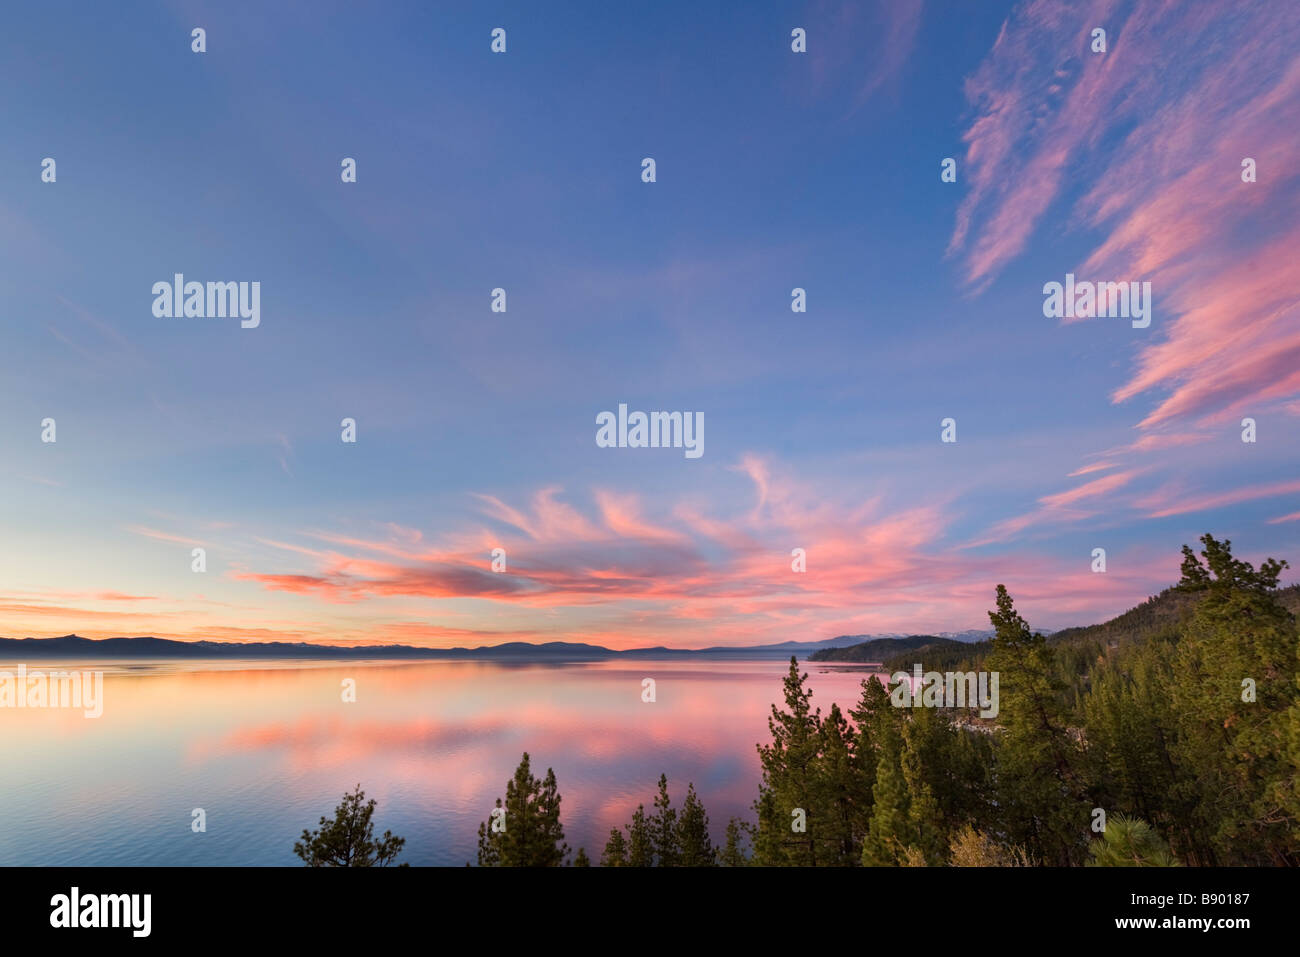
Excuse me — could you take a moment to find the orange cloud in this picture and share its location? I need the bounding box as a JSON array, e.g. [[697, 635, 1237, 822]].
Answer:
[[199, 456, 1174, 648]]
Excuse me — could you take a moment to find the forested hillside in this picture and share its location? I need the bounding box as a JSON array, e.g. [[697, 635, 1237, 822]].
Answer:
[[472, 535, 1300, 867], [809, 635, 967, 663]]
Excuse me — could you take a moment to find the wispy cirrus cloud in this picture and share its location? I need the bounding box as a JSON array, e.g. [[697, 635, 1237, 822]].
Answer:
[[942, 0, 1300, 548], [1136, 478, 1300, 520], [1067, 461, 1117, 478], [1038, 469, 1140, 509], [966, 468, 1142, 546], [125, 525, 206, 547], [803, 0, 925, 107], [950, 0, 1300, 439]]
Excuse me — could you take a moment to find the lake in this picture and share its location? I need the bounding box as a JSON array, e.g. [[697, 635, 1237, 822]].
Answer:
[[0, 658, 884, 865]]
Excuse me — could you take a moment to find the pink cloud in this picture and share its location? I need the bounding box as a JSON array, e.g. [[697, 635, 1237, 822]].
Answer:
[[202, 454, 1180, 647], [1137, 478, 1300, 519], [965, 468, 1139, 546], [805, 0, 925, 107], [1067, 461, 1118, 477], [950, 0, 1300, 441], [1038, 469, 1139, 509]]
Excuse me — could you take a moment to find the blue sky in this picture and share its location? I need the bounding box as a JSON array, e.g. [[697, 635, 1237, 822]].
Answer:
[[2, 0, 1297, 647]]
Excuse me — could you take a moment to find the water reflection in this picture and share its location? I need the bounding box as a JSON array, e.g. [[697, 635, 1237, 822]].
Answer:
[[0, 658, 883, 865]]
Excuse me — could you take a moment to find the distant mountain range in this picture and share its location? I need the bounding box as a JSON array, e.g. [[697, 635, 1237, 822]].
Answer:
[[9, 585, 1298, 669], [0, 630, 991, 662]]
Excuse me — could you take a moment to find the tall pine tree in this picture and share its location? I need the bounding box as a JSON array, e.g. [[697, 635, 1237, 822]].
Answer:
[[753, 658, 825, 864], [985, 585, 1088, 865], [476, 752, 571, 866], [676, 783, 716, 866], [1169, 535, 1298, 864]]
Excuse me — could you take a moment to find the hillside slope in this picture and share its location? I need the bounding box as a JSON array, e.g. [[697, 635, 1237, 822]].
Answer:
[[808, 583, 1300, 673]]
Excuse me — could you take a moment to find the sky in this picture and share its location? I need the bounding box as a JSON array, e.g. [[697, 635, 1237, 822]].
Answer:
[[1, 0, 1297, 648]]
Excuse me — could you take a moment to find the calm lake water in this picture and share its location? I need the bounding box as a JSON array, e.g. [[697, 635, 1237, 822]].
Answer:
[[0, 658, 883, 865]]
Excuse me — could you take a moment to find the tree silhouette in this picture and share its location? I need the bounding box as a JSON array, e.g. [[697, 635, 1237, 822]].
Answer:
[[293, 785, 407, 867]]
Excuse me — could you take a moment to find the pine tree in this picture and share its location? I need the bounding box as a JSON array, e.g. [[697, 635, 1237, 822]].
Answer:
[[945, 720, 997, 834], [1282, 664, 1300, 857], [985, 584, 1088, 865], [717, 817, 749, 866], [476, 753, 571, 866], [600, 828, 629, 867], [676, 783, 715, 866], [572, 847, 591, 867], [293, 785, 407, 867], [625, 804, 653, 866], [475, 800, 505, 867], [1087, 814, 1180, 867], [754, 657, 824, 865], [1080, 643, 1196, 859], [749, 788, 786, 865], [815, 702, 867, 864], [901, 718, 946, 864], [650, 774, 680, 866], [848, 674, 894, 821], [861, 731, 909, 866], [1283, 619, 1300, 860], [1169, 535, 1298, 864]]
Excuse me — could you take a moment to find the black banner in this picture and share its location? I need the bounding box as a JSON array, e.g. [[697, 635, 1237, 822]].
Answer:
[[0, 865, 1287, 943]]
